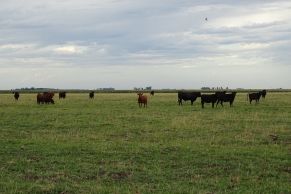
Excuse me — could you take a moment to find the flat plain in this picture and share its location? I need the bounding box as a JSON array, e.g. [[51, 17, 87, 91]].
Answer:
[[0, 92, 290, 193]]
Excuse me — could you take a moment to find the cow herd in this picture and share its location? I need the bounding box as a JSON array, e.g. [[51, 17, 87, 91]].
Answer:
[[178, 90, 267, 108], [9, 90, 267, 108], [11, 91, 95, 103]]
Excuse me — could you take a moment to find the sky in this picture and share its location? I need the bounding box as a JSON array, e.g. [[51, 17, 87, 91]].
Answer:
[[0, 0, 290, 90]]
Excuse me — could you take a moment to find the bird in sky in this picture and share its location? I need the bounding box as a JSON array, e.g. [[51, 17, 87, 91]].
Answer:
[[205, 17, 208, 21]]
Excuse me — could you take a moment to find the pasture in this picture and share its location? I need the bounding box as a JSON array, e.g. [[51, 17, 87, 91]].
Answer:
[[0, 92, 290, 193]]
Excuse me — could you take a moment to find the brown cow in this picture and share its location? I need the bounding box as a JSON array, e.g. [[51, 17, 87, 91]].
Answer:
[[137, 93, 147, 108], [37, 92, 54, 104]]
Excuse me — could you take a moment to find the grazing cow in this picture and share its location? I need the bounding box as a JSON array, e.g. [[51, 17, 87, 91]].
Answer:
[[150, 91, 155, 96], [137, 93, 147, 108], [37, 92, 54, 104], [201, 94, 218, 108], [89, 91, 94, 99], [59, 91, 66, 99], [216, 92, 237, 107], [247, 92, 262, 104], [178, 91, 201, 105], [13, 92, 20, 100], [261, 90, 267, 99]]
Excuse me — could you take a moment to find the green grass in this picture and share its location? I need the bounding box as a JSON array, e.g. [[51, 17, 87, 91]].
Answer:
[[0, 93, 290, 193]]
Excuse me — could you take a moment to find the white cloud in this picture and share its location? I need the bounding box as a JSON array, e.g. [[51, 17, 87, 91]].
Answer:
[[53, 45, 86, 55], [202, 1, 291, 29]]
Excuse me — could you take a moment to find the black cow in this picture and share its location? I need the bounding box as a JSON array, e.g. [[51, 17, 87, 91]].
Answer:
[[201, 94, 218, 108], [89, 91, 94, 99], [247, 92, 262, 104], [13, 92, 20, 100], [178, 91, 201, 105], [261, 90, 267, 99], [59, 91, 66, 99], [150, 91, 155, 96], [216, 92, 237, 107]]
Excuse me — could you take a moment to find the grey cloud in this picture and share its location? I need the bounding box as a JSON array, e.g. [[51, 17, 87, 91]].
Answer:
[[0, 0, 291, 89]]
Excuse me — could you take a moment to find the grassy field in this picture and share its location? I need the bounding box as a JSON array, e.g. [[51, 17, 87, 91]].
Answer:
[[0, 93, 290, 193]]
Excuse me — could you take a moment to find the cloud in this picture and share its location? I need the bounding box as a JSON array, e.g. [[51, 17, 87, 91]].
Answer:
[[0, 0, 291, 89], [53, 45, 86, 55]]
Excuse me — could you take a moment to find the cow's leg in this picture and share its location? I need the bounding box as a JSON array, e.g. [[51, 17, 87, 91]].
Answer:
[[191, 100, 194, 105], [212, 102, 215, 108], [201, 101, 204, 108], [178, 99, 182, 106]]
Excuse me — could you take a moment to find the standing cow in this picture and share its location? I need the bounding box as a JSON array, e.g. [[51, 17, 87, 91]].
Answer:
[[201, 94, 218, 108], [178, 91, 201, 105], [89, 91, 94, 99], [150, 91, 155, 96], [137, 93, 147, 108], [261, 90, 267, 99], [37, 92, 55, 104], [247, 92, 262, 104], [13, 92, 20, 100], [216, 92, 237, 107], [59, 91, 66, 99]]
